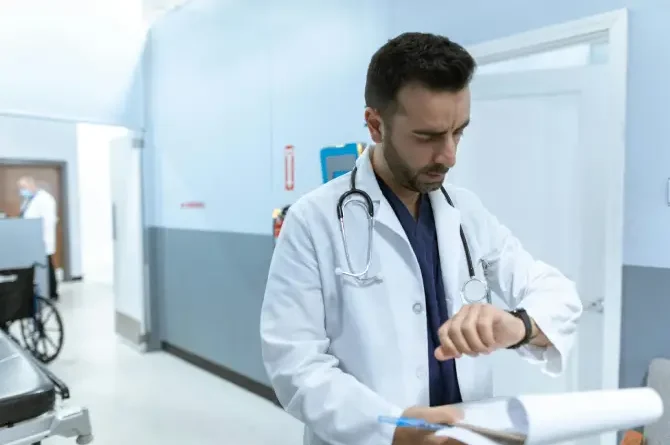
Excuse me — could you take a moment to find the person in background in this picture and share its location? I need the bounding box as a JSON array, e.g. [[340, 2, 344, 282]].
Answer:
[[18, 176, 59, 301]]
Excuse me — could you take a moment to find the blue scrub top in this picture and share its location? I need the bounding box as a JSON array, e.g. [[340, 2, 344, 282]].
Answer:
[[376, 175, 463, 407]]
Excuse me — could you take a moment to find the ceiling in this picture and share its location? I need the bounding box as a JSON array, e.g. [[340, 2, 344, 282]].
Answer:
[[142, 0, 190, 23]]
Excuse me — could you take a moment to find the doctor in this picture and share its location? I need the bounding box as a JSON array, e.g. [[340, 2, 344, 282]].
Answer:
[[18, 176, 59, 301], [260, 32, 582, 445]]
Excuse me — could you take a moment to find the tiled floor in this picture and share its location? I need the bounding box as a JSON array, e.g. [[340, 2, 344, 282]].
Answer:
[[45, 281, 304, 445]]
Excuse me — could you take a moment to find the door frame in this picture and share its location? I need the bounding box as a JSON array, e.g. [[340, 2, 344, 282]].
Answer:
[[467, 9, 628, 392], [0, 158, 72, 281]]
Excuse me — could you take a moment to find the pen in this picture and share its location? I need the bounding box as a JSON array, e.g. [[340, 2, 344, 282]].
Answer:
[[378, 416, 450, 432]]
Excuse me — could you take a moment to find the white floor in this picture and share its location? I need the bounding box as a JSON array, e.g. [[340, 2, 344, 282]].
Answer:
[[46, 281, 304, 445]]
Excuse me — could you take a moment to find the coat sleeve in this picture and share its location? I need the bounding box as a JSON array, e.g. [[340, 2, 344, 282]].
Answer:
[[41, 193, 58, 247], [260, 204, 402, 445], [464, 190, 583, 376]]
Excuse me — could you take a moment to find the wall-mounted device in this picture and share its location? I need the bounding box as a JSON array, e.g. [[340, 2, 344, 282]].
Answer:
[[320, 142, 367, 184]]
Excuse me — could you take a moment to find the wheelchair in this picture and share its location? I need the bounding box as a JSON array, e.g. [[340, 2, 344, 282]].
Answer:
[[0, 264, 93, 444], [0, 264, 64, 364]]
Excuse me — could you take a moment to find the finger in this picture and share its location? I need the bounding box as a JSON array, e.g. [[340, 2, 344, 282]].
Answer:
[[436, 323, 459, 361], [476, 306, 496, 352], [446, 308, 473, 357], [461, 304, 489, 356], [428, 405, 464, 425]]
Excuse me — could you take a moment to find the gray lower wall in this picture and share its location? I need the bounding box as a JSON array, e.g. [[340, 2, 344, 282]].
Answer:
[[147, 227, 274, 385], [620, 265, 670, 389], [147, 226, 670, 392]]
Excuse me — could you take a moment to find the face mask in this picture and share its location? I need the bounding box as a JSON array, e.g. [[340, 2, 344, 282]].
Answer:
[[19, 188, 33, 199]]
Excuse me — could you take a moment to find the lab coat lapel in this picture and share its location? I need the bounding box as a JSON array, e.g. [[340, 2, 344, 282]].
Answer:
[[354, 148, 424, 286], [429, 188, 465, 314], [354, 148, 410, 244], [429, 188, 481, 402]]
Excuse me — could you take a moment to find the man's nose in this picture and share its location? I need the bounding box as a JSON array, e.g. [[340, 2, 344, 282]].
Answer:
[[434, 136, 457, 167]]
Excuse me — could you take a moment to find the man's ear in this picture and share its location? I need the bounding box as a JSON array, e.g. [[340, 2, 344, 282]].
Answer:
[[364, 107, 384, 144]]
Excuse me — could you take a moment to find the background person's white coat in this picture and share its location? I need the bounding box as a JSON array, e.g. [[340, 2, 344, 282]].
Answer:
[[260, 148, 583, 445], [22, 189, 58, 256]]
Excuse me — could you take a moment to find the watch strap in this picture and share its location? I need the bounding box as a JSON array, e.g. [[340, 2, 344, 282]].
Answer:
[[507, 308, 532, 349]]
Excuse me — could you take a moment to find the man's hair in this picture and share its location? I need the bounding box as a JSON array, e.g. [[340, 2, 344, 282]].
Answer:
[[364, 32, 476, 118]]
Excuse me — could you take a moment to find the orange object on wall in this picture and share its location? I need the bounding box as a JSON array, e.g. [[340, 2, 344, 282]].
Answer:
[[620, 430, 644, 445], [272, 205, 291, 242]]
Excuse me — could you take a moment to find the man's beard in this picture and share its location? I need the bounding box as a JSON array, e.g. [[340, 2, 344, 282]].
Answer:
[[382, 134, 448, 194]]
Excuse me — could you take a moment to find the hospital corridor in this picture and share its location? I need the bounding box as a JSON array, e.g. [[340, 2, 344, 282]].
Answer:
[[46, 282, 303, 445], [1, 1, 670, 445]]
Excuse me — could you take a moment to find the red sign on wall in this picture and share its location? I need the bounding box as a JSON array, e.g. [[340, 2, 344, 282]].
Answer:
[[284, 145, 295, 191], [181, 201, 205, 209]]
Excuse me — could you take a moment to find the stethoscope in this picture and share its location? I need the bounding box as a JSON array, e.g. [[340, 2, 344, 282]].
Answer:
[[336, 165, 491, 305]]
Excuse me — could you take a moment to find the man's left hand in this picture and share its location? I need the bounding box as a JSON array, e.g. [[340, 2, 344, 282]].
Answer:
[[434, 303, 527, 361]]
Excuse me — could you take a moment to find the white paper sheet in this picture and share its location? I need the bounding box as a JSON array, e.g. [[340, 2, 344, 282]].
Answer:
[[520, 387, 663, 444], [434, 387, 663, 445], [454, 397, 528, 435]]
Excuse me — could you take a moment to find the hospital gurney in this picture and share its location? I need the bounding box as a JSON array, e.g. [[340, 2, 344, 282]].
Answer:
[[0, 325, 93, 444]]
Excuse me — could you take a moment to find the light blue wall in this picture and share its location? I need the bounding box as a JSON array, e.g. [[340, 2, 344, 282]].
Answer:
[[149, 0, 670, 269], [147, 0, 388, 234], [146, 0, 670, 388]]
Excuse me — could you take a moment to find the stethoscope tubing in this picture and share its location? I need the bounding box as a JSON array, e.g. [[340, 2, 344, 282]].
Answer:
[[337, 165, 490, 304]]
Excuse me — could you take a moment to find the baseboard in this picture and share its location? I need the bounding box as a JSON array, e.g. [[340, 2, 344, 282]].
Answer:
[[162, 342, 281, 407], [114, 311, 146, 347]]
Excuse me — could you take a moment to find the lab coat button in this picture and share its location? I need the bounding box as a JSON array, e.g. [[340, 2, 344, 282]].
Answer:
[[412, 302, 423, 314], [416, 367, 427, 379]]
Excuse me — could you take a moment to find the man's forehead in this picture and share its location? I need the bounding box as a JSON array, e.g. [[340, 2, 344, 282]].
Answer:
[[395, 84, 470, 127]]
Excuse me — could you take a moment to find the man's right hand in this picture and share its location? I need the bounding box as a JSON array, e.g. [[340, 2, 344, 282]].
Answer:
[[392, 405, 465, 445]]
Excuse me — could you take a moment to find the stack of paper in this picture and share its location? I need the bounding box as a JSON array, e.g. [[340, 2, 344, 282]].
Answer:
[[435, 387, 663, 444]]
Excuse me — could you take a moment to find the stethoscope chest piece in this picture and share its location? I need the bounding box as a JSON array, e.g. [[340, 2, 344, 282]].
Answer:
[[460, 277, 490, 304]]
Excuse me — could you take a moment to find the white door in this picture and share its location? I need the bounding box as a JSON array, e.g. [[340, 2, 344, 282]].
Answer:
[[110, 133, 146, 343], [448, 65, 621, 445]]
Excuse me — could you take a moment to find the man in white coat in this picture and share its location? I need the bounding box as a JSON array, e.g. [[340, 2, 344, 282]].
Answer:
[[18, 176, 59, 301], [260, 32, 583, 445]]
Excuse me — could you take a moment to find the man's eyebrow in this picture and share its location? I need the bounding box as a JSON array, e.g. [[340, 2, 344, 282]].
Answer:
[[412, 129, 448, 137], [456, 118, 471, 131], [412, 119, 471, 136]]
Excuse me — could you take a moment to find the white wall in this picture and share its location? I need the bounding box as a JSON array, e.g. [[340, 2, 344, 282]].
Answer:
[[76, 124, 128, 284], [0, 115, 82, 277], [0, 0, 147, 129]]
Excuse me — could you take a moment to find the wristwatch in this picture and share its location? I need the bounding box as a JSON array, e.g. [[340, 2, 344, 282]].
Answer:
[[506, 308, 533, 349]]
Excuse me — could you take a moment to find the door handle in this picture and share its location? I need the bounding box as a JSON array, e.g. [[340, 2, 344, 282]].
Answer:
[[584, 298, 604, 313]]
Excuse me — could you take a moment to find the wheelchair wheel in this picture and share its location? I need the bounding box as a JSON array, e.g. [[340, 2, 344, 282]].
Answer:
[[20, 296, 64, 364]]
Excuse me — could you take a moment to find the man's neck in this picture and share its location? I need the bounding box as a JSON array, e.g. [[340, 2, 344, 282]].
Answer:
[[370, 145, 421, 217]]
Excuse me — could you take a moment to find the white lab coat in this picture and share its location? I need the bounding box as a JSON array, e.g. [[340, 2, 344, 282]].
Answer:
[[22, 189, 58, 256], [260, 148, 583, 445]]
